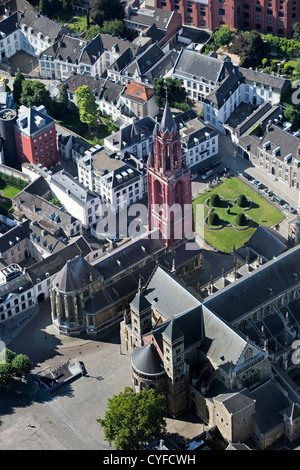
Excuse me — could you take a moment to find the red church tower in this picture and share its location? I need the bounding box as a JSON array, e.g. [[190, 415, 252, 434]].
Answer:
[[147, 101, 193, 247]]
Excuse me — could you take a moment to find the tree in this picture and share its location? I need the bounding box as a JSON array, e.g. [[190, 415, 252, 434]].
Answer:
[[57, 85, 69, 112], [13, 72, 25, 108], [284, 106, 300, 130], [11, 354, 32, 379], [230, 30, 264, 67], [89, 0, 123, 26], [293, 23, 300, 41], [212, 25, 234, 48], [0, 363, 14, 386], [20, 80, 52, 112], [39, 0, 51, 16], [85, 19, 124, 40], [97, 387, 167, 450], [153, 77, 186, 109], [75, 85, 98, 136]]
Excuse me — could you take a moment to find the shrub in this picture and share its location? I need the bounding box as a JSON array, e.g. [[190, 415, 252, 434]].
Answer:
[[235, 213, 248, 226], [208, 212, 220, 226], [236, 194, 248, 207], [210, 194, 221, 207]]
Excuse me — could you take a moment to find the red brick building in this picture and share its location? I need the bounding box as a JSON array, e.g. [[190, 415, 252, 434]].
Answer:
[[15, 105, 59, 169], [156, 0, 300, 37], [147, 101, 193, 247]]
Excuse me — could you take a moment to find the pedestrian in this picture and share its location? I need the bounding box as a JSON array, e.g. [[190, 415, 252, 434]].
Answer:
[[27, 422, 31, 427]]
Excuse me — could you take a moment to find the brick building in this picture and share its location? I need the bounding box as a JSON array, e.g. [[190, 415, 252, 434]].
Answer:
[[14, 105, 59, 169], [155, 0, 300, 37]]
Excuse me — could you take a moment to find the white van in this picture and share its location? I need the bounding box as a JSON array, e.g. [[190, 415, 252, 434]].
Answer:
[[201, 169, 214, 180]]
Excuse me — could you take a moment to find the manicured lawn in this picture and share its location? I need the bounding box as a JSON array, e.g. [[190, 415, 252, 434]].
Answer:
[[193, 177, 284, 252], [0, 183, 22, 199]]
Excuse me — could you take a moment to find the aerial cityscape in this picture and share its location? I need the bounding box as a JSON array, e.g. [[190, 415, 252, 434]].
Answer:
[[0, 0, 300, 455]]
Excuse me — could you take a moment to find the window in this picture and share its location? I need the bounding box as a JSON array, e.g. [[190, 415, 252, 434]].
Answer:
[[219, 8, 225, 15]]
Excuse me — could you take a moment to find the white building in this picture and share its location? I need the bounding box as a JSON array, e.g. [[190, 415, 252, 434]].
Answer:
[[50, 171, 102, 229], [176, 113, 219, 168], [0, 9, 69, 63], [77, 146, 145, 214]]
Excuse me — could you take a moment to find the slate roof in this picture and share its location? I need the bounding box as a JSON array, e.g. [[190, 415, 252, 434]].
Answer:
[[80, 33, 102, 65], [173, 48, 226, 84], [0, 220, 30, 254], [106, 115, 156, 150], [108, 47, 135, 73], [250, 380, 290, 434], [239, 67, 290, 93], [142, 49, 178, 85], [204, 245, 300, 324], [130, 288, 151, 313], [131, 344, 164, 376], [52, 255, 101, 293], [18, 8, 67, 41], [0, 272, 33, 300], [0, 10, 18, 37], [16, 105, 55, 135], [258, 123, 300, 164], [215, 388, 254, 414], [142, 265, 201, 320], [246, 226, 287, 261], [42, 35, 87, 63], [61, 74, 105, 95], [25, 235, 92, 285], [160, 100, 176, 133], [125, 8, 174, 31], [201, 305, 249, 371], [122, 43, 164, 78], [205, 65, 243, 109]]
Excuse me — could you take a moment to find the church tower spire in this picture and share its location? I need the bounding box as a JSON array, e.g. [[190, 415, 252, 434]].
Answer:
[[147, 100, 194, 247]]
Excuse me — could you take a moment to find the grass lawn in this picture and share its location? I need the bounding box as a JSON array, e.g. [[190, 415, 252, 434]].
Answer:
[[52, 10, 87, 32], [0, 183, 22, 199], [193, 177, 284, 253]]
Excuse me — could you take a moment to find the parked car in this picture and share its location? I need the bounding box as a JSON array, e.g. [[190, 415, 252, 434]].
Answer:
[[199, 167, 210, 175], [218, 167, 230, 176], [283, 203, 297, 214], [272, 195, 284, 205], [252, 180, 263, 188], [191, 173, 198, 180], [201, 169, 214, 180], [210, 160, 221, 169], [242, 172, 253, 181]]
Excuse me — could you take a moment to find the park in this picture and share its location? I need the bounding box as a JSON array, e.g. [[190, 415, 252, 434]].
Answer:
[[193, 176, 284, 253]]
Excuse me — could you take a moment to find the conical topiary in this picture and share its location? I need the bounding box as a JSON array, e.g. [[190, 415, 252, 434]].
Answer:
[[236, 194, 248, 208], [235, 213, 247, 226], [210, 193, 221, 207], [208, 211, 220, 226]]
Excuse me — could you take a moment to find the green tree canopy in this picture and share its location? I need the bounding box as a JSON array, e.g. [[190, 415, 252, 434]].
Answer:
[[97, 387, 167, 450], [0, 348, 32, 386], [293, 23, 300, 41], [85, 19, 124, 39], [89, 0, 123, 26], [57, 84, 69, 112], [284, 105, 300, 130], [75, 85, 98, 135], [212, 25, 235, 48], [230, 30, 264, 67], [20, 80, 52, 112], [11, 354, 32, 379], [153, 77, 187, 109], [13, 72, 25, 108]]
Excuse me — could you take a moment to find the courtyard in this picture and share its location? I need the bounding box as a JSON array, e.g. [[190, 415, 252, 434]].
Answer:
[[193, 176, 284, 252]]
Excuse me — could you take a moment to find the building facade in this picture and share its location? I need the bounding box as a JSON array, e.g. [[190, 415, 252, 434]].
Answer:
[[156, 0, 300, 37], [147, 101, 193, 247], [14, 105, 59, 169]]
